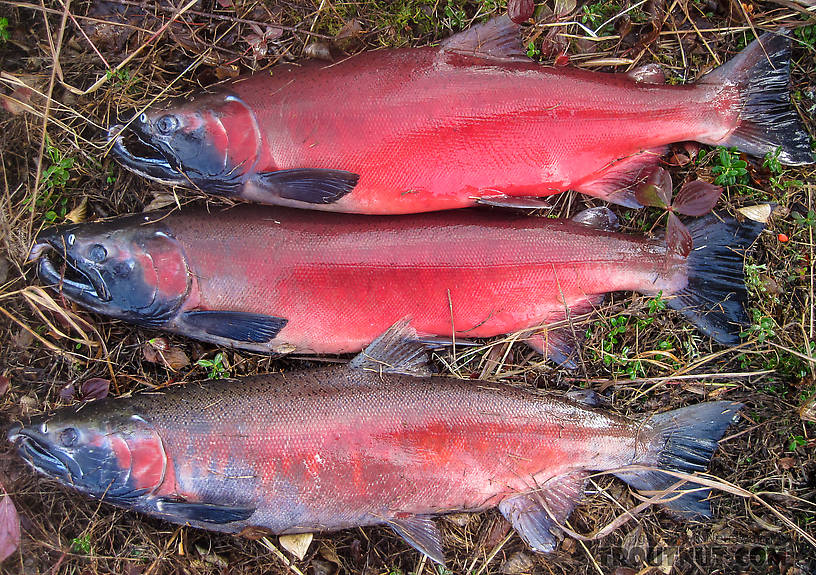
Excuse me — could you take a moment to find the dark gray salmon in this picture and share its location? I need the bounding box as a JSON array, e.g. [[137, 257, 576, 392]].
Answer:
[[9, 323, 742, 564]]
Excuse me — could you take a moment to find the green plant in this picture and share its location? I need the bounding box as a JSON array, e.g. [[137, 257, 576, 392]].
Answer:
[[196, 352, 230, 379], [763, 148, 803, 192], [740, 308, 776, 343], [526, 41, 540, 59], [711, 147, 748, 187], [647, 291, 666, 314], [24, 139, 74, 222], [0, 17, 9, 43], [42, 142, 74, 191], [792, 209, 816, 229], [71, 534, 92, 554], [794, 24, 816, 50], [788, 434, 807, 451]]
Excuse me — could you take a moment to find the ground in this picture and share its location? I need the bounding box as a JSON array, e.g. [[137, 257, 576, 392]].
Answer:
[[0, 0, 814, 574]]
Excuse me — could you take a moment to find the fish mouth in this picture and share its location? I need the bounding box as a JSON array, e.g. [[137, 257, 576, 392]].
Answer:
[[9, 426, 80, 480], [108, 123, 186, 185], [31, 241, 111, 303]]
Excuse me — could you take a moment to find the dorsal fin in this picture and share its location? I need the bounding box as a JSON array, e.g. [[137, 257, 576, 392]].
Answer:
[[349, 319, 433, 377], [440, 15, 527, 63]]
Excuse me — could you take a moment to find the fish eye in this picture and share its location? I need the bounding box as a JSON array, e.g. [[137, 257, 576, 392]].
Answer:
[[88, 244, 107, 263], [66, 233, 75, 247], [59, 428, 78, 448], [139, 113, 147, 124], [156, 114, 179, 135]]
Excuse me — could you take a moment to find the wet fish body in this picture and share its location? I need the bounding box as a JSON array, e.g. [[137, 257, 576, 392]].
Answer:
[[109, 17, 813, 213], [9, 326, 743, 562], [31, 206, 763, 361]]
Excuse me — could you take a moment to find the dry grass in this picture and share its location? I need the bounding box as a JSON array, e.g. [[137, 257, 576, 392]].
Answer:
[[0, 0, 815, 573]]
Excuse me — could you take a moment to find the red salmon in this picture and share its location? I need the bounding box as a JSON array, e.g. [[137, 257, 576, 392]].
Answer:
[[30, 205, 763, 363], [109, 17, 812, 213], [8, 323, 743, 563]]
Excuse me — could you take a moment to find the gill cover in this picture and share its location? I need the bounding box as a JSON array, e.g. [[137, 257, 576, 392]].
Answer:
[[32, 214, 191, 327], [9, 409, 167, 503], [112, 93, 262, 195]]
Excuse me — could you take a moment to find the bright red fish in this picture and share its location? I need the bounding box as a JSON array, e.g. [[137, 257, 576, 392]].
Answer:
[[108, 17, 812, 213], [9, 323, 743, 564], [30, 205, 762, 363]]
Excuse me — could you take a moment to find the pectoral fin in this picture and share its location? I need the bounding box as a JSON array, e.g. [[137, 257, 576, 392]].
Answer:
[[389, 515, 445, 565], [181, 311, 288, 343], [253, 168, 359, 204], [157, 498, 255, 524], [498, 472, 587, 553]]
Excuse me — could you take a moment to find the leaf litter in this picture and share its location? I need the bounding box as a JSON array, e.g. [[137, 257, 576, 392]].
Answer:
[[0, 0, 814, 574]]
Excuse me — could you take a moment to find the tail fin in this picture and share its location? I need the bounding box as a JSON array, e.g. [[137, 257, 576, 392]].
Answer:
[[615, 401, 742, 517], [667, 213, 764, 345], [700, 33, 813, 165]]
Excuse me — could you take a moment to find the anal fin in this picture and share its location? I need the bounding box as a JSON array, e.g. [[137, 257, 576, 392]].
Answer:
[[498, 471, 587, 553], [389, 515, 445, 565], [574, 147, 667, 207], [525, 296, 605, 368]]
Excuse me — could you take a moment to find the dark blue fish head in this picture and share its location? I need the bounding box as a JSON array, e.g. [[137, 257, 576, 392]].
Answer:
[[108, 91, 261, 197], [8, 403, 167, 504], [30, 213, 190, 328]]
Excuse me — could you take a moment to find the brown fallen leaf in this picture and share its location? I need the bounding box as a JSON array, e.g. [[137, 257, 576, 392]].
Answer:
[[508, 0, 535, 23], [778, 456, 796, 470], [143, 338, 190, 371], [80, 378, 110, 401], [0, 489, 20, 563]]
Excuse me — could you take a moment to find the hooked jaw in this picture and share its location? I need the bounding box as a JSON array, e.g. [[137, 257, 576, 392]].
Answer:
[[30, 234, 112, 304], [108, 120, 187, 186], [8, 423, 80, 481]]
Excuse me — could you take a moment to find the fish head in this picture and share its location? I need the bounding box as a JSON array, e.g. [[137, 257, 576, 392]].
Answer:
[[8, 404, 167, 503], [30, 216, 191, 327], [108, 92, 262, 196]]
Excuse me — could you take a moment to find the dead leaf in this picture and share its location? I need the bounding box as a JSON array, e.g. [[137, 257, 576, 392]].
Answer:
[[0, 74, 44, 115], [0, 491, 20, 563], [335, 19, 363, 40], [143, 193, 178, 212], [635, 166, 672, 208], [501, 551, 534, 574], [0, 257, 8, 285], [80, 378, 110, 401], [304, 42, 332, 61], [553, 0, 577, 16], [143, 338, 190, 371], [0, 375, 9, 396], [673, 180, 722, 216], [778, 456, 796, 470], [279, 532, 312, 561], [508, 0, 535, 23], [622, 525, 647, 566], [738, 203, 773, 224], [59, 382, 77, 401], [666, 212, 692, 258], [65, 197, 88, 224]]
